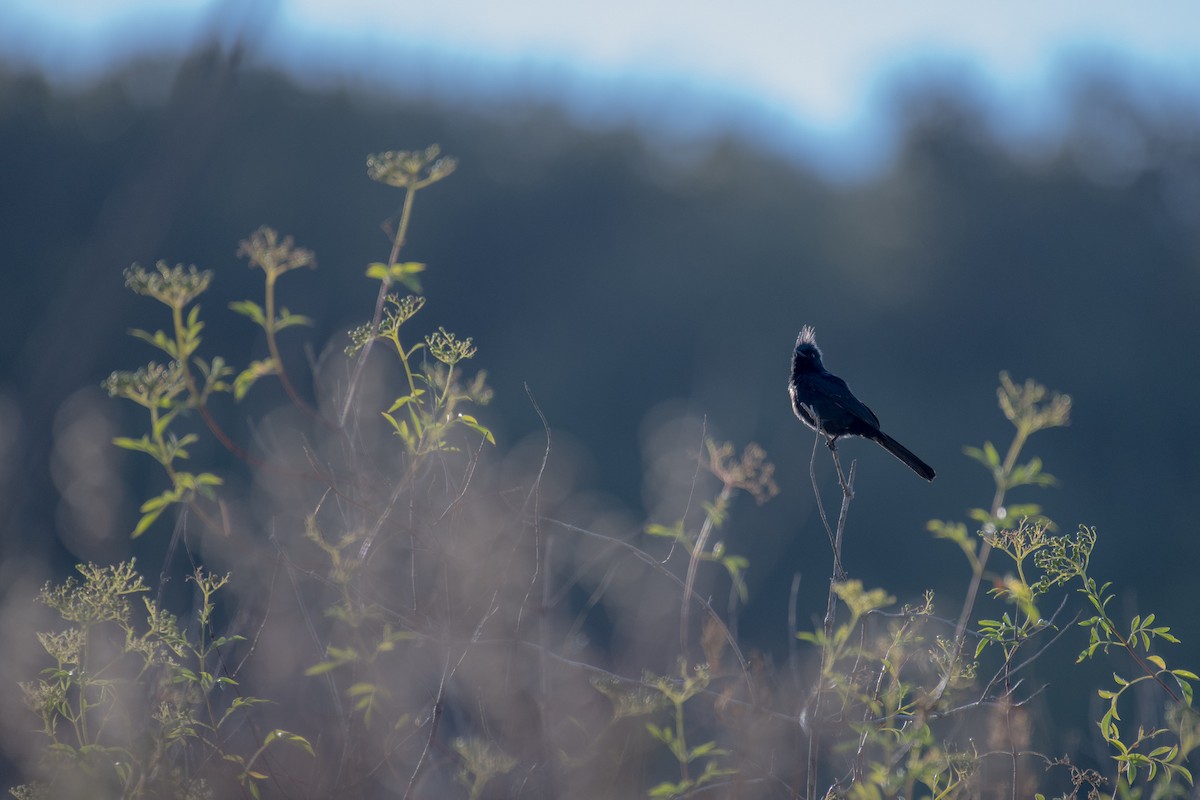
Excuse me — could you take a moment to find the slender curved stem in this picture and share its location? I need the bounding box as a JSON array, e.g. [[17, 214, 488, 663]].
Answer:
[[340, 184, 418, 426]]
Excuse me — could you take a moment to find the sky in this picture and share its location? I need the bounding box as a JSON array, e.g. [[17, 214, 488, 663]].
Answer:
[[2, 0, 1199, 175]]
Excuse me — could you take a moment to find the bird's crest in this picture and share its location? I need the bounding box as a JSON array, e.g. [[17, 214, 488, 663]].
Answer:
[[796, 326, 817, 347]]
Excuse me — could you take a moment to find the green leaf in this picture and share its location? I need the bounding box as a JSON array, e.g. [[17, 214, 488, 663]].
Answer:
[[1003, 503, 1043, 519], [646, 522, 684, 539], [381, 413, 417, 448], [304, 646, 359, 676], [173, 432, 199, 451], [271, 730, 314, 757], [112, 435, 160, 457], [132, 507, 166, 538], [648, 781, 690, 798], [196, 472, 224, 487], [646, 723, 671, 744], [229, 300, 267, 327], [233, 358, 280, 401], [140, 488, 179, 514], [186, 303, 203, 336], [129, 327, 178, 358], [385, 390, 425, 412], [304, 661, 341, 677], [723, 554, 749, 569], [366, 261, 426, 291], [274, 308, 312, 330], [688, 741, 728, 760], [457, 413, 495, 445], [150, 407, 178, 441], [967, 507, 992, 525]]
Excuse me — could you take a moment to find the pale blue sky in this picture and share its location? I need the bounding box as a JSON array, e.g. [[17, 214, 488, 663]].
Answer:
[[3, 1, 1198, 173]]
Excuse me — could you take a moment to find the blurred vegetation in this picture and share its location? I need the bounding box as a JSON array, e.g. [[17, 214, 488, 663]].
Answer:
[[1, 40, 1200, 796]]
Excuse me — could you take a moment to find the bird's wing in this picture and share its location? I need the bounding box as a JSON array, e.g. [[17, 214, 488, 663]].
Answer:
[[817, 373, 881, 429]]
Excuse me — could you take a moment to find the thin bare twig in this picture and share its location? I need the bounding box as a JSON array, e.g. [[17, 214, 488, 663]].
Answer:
[[681, 481, 733, 656], [802, 403, 857, 800], [807, 422, 839, 574], [516, 383, 551, 637], [787, 572, 803, 692], [821, 446, 855, 640], [340, 185, 418, 427], [667, 418, 708, 644]]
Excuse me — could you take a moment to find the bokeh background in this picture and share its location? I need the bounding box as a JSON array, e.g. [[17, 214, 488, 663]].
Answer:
[[2, 0, 1200, 792]]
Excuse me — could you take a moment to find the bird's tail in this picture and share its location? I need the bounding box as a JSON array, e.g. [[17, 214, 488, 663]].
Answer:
[[870, 430, 936, 481]]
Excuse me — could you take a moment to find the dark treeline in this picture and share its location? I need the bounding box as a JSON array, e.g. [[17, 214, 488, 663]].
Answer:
[[2, 43, 1199, 773]]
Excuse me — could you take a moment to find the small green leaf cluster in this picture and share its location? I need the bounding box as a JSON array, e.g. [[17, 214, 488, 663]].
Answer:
[[979, 516, 1198, 791], [1061, 533, 1196, 788], [976, 520, 1064, 657], [646, 439, 775, 603], [356, 295, 493, 456], [107, 228, 323, 536], [453, 737, 517, 800], [104, 353, 224, 537], [340, 148, 494, 458], [15, 561, 310, 799], [796, 581, 976, 797], [960, 371, 1070, 533], [226, 226, 315, 403], [364, 260, 424, 291], [299, 512, 419, 726], [108, 220, 341, 536], [931, 375, 1197, 798], [594, 660, 734, 799]]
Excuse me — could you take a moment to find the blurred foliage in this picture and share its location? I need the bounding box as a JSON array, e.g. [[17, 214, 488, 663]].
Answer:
[[15, 561, 310, 799], [3, 43, 1200, 795]]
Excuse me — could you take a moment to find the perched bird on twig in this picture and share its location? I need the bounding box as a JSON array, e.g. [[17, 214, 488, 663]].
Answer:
[[789, 326, 935, 481]]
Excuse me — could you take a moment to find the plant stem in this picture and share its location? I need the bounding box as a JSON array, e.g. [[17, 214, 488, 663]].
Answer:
[[675, 699, 690, 783], [680, 482, 731, 655], [171, 300, 253, 464], [340, 183, 418, 426], [263, 267, 316, 416], [951, 424, 1029, 659]]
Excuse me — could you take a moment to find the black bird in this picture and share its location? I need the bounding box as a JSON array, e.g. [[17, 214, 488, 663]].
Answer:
[[789, 326, 935, 481]]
